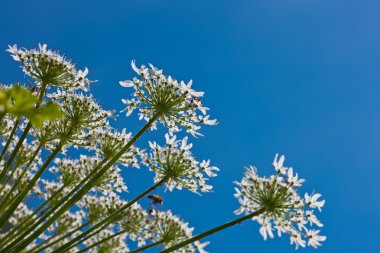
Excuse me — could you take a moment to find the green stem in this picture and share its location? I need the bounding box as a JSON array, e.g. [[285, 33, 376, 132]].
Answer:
[[1, 158, 109, 252], [0, 143, 63, 228], [53, 176, 166, 253], [52, 220, 110, 253], [7, 114, 159, 253], [159, 208, 266, 253], [0, 123, 32, 184], [130, 240, 165, 253], [0, 112, 6, 123], [0, 185, 64, 249], [27, 221, 90, 253], [0, 143, 43, 202], [0, 81, 47, 184], [0, 118, 20, 164]]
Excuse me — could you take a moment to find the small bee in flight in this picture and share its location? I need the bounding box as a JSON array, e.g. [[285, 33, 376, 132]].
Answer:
[[147, 194, 163, 205]]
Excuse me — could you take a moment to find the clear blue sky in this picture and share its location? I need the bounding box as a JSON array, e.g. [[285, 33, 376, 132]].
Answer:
[[1, 0, 379, 252]]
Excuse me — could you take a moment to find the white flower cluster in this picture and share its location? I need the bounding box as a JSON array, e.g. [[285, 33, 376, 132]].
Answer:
[[6, 44, 91, 91], [84, 228, 129, 253], [49, 91, 113, 147], [118, 203, 151, 247], [92, 127, 146, 168], [49, 155, 128, 193], [148, 134, 219, 193], [149, 209, 209, 253], [234, 154, 326, 249], [120, 61, 217, 136]]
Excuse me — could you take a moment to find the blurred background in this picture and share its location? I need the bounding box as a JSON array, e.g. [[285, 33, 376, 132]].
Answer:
[[1, 0, 379, 252]]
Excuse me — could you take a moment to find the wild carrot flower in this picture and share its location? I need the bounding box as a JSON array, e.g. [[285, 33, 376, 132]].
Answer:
[[147, 134, 219, 193], [234, 154, 326, 249], [49, 91, 112, 147], [92, 127, 145, 168], [84, 228, 129, 253], [120, 61, 217, 136], [6, 44, 91, 91], [50, 155, 128, 193], [149, 209, 209, 253]]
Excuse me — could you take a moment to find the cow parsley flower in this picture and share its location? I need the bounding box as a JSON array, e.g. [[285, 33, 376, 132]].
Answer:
[[50, 91, 112, 146], [234, 154, 326, 249], [50, 156, 128, 193], [118, 203, 151, 247], [82, 193, 124, 223], [84, 228, 129, 253], [120, 61, 217, 136], [148, 134, 218, 193], [6, 44, 91, 91], [92, 127, 144, 168], [46, 210, 84, 245], [149, 210, 209, 253]]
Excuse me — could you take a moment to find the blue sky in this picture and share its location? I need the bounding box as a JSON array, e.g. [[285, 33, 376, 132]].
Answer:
[[1, 0, 379, 252]]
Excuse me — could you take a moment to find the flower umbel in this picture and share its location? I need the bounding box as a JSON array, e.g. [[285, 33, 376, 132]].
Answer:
[[120, 61, 217, 136], [149, 209, 209, 253], [6, 44, 91, 90], [148, 134, 219, 194], [234, 154, 326, 249]]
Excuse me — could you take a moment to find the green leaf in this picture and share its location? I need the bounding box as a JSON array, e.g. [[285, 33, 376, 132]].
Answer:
[[26, 102, 63, 128], [0, 85, 63, 128], [8, 85, 38, 116]]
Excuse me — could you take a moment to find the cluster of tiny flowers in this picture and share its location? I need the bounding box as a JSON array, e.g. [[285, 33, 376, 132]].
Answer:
[[120, 61, 217, 136], [81, 192, 125, 223], [0, 113, 14, 136], [149, 209, 209, 253], [118, 203, 151, 247], [49, 91, 113, 147], [49, 155, 127, 193], [147, 134, 219, 193], [6, 44, 91, 90], [8, 202, 33, 226], [45, 210, 85, 247], [234, 154, 326, 249], [92, 127, 145, 168], [84, 228, 129, 253]]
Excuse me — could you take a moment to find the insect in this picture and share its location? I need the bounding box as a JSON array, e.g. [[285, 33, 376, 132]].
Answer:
[[147, 194, 163, 205]]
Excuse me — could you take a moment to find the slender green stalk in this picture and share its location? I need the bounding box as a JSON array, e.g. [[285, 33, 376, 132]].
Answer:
[[0, 123, 32, 183], [0, 82, 47, 184], [0, 158, 109, 252], [0, 118, 20, 163], [52, 219, 110, 253], [158, 208, 266, 253], [27, 221, 91, 253], [0, 185, 65, 248], [0, 112, 6, 123], [0, 143, 63, 228], [130, 240, 165, 253], [0, 143, 43, 201], [52, 177, 166, 253], [6, 114, 160, 252]]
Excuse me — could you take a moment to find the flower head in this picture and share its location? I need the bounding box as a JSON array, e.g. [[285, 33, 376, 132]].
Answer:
[[234, 154, 326, 249], [149, 210, 209, 253], [6, 44, 91, 91], [148, 134, 218, 193], [50, 91, 112, 146], [50, 155, 127, 193], [84, 228, 129, 253], [120, 61, 217, 136], [92, 127, 144, 168]]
